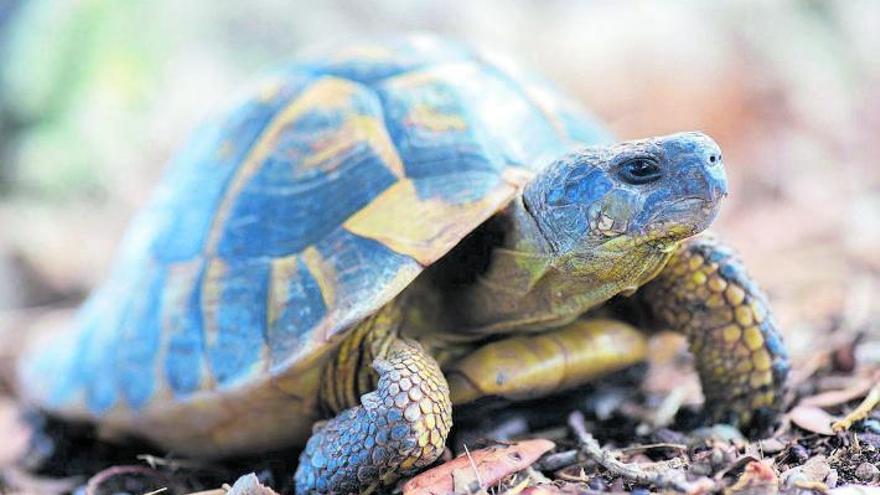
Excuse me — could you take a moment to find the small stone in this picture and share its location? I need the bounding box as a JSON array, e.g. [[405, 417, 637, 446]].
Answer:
[[857, 418, 880, 434], [758, 438, 785, 454], [855, 462, 879, 483], [799, 455, 831, 483], [825, 468, 838, 488], [786, 444, 809, 464], [587, 478, 607, 491]]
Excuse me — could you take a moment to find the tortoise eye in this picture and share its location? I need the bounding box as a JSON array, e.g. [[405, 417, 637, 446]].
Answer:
[[618, 158, 662, 185]]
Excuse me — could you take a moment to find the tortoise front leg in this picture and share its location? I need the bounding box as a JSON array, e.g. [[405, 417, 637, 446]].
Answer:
[[638, 235, 790, 430], [295, 323, 451, 495], [445, 318, 648, 405]]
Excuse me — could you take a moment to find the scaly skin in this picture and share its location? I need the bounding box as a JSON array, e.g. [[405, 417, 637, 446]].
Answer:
[[445, 318, 648, 404], [640, 236, 790, 428], [296, 337, 451, 495]]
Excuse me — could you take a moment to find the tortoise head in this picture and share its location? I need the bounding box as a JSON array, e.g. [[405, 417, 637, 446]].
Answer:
[[524, 132, 728, 260]]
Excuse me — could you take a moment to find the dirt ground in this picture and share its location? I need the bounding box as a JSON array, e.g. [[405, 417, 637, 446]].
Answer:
[[0, 1, 878, 493]]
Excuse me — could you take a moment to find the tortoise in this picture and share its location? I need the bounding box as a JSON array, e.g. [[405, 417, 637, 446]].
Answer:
[[17, 35, 789, 494]]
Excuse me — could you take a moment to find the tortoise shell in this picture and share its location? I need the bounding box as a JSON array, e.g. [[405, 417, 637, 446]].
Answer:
[[19, 35, 612, 452]]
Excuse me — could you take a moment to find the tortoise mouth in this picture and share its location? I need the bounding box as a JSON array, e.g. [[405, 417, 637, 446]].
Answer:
[[640, 196, 721, 240], [654, 195, 717, 217]]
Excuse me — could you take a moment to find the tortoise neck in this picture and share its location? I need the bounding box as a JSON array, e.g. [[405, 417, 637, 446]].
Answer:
[[450, 195, 677, 334], [450, 197, 588, 333]]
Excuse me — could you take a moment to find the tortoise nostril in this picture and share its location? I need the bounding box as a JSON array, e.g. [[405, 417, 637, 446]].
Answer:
[[709, 155, 716, 163]]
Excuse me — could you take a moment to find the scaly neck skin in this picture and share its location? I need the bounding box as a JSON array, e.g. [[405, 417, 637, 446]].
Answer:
[[452, 195, 677, 334]]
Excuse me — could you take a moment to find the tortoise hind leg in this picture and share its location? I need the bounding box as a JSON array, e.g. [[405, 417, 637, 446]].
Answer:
[[295, 335, 451, 495]]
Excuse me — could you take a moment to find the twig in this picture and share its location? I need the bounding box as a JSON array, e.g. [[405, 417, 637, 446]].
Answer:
[[463, 444, 485, 490], [832, 382, 880, 432], [567, 411, 710, 493], [534, 449, 579, 471]]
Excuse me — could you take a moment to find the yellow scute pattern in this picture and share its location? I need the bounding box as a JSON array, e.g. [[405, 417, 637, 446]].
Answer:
[[343, 175, 522, 265]]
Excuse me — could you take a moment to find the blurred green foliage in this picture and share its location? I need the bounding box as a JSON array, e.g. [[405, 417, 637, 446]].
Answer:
[[1, 0, 166, 199]]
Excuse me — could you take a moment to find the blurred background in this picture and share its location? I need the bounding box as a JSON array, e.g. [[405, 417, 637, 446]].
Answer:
[[0, 0, 878, 373]]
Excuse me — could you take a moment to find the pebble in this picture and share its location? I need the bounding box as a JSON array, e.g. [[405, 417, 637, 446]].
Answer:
[[786, 443, 809, 464], [758, 438, 785, 454], [587, 477, 607, 491], [856, 418, 880, 434], [855, 462, 879, 483]]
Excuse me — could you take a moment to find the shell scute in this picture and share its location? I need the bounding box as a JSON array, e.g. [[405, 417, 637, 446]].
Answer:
[[116, 265, 166, 409], [213, 77, 402, 259], [147, 72, 315, 263], [202, 257, 271, 387], [162, 259, 206, 397], [310, 228, 422, 341], [377, 64, 505, 182], [267, 255, 328, 367]]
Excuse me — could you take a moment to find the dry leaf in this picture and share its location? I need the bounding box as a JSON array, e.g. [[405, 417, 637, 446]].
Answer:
[[800, 379, 874, 408], [789, 405, 837, 436], [728, 460, 778, 495], [403, 439, 555, 495]]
